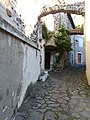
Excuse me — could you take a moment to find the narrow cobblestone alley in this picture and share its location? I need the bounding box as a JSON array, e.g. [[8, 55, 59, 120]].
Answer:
[[15, 65, 90, 120]]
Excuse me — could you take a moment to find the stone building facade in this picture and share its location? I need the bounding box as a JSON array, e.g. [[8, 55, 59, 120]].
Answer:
[[70, 35, 86, 65]]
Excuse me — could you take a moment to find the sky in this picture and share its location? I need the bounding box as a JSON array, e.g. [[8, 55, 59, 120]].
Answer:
[[72, 15, 84, 26], [65, 0, 83, 4]]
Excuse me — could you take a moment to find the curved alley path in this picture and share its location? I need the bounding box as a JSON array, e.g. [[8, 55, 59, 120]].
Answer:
[[15, 65, 90, 120]]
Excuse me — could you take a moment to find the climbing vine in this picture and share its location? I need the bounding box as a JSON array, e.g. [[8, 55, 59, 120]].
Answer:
[[42, 23, 54, 41], [55, 25, 72, 62]]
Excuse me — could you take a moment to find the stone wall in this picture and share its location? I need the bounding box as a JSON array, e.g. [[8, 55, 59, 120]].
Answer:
[[53, 13, 73, 34], [0, 0, 44, 38], [0, 17, 40, 120]]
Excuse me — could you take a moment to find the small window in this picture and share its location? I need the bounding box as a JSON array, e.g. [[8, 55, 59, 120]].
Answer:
[[76, 40, 78, 42]]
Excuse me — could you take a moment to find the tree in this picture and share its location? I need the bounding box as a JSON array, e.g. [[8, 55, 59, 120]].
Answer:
[[55, 25, 72, 62]]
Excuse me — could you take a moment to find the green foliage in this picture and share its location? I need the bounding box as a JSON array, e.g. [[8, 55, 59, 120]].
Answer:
[[55, 25, 72, 62], [53, 61, 63, 71], [76, 24, 84, 29], [42, 23, 54, 41]]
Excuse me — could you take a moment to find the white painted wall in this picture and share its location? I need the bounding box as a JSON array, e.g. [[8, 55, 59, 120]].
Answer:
[[18, 43, 40, 108], [85, 0, 90, 85]]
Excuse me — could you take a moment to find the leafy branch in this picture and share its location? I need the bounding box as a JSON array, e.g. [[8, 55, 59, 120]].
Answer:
[[42, 23, 54, 41]]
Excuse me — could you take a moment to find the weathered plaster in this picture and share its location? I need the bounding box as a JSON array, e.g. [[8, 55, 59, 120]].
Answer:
[[0, 29, 23, 120], [18, 43, 40, 108], [0, 28, 40, 120]]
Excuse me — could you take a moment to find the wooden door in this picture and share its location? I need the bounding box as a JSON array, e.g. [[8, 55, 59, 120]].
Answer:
[[78, 53, 81, 64]]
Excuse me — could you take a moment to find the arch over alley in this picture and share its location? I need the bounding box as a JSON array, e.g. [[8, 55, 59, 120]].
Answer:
[[38, 1, 85, 20]]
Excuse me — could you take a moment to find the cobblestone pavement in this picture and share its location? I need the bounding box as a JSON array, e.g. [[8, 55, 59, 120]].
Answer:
[[15, 65, 90, 120]]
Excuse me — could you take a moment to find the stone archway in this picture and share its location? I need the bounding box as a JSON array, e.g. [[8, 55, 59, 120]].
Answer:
[[38, 1, 85, 20]]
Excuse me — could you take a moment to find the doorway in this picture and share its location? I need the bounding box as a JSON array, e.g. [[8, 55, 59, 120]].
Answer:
[[45, 52, 50, 69], [78, 53, 82, 64]]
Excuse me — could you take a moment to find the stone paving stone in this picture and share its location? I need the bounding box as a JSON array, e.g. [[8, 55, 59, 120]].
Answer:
[[37, 108, 46, 113], [74, 106, 84, 112], [52, 94, 60, 99], [61, 104, 68, 111], [49, 98, 57, 102], [27, 111, 43, 120], [71, 112, 80, 118], [14, 116, 25, 120], [70, 98, 78, 106], [51, 107, 63, 112], [40, 103, 47, 109], [57, 99, 67, 104], [58, 112, 69, 120], [15, 65, 90, 120], [46, 101, 56, 104], [48, 103, 60, 107], [44, 111, 55, 120], [35, 96, 43, 100]]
